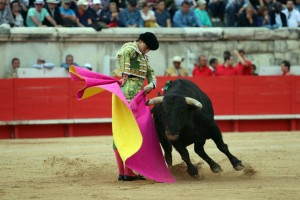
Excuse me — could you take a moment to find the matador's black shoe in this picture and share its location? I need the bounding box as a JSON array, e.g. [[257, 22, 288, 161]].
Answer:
[[118, 175, 125, 181], [123, 175, 146, 181]]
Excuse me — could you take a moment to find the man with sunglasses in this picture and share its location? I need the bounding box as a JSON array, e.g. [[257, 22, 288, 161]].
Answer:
[[60, 0, 78, 27], [26, 0, 58, 27], [0, 0, 14, 26]]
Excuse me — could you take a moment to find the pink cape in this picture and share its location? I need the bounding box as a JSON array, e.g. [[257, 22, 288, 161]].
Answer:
[[70, 66, 175, 183]]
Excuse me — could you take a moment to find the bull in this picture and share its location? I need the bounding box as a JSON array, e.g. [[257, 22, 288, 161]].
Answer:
[[146, 79, 244, 177]]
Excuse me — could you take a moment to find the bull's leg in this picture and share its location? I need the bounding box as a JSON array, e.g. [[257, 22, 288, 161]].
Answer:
[[160, 139, 173, 166], [210, 124, 244, 171], [194, 140, 223, 173], [173, 143, 198, 177]]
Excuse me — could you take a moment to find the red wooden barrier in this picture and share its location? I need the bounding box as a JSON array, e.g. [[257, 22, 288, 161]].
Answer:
[[0, 76, 299, 139]]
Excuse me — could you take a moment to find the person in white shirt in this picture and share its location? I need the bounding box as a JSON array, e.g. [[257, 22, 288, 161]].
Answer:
[[282, 0, 300, 27]]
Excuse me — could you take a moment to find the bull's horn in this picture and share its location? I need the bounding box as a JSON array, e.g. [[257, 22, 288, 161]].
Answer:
[[146, 96, 164, 105], [185, 97, 203, 109]]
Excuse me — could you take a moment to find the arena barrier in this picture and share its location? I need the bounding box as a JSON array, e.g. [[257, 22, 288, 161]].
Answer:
[[0, 76, 299, 139]]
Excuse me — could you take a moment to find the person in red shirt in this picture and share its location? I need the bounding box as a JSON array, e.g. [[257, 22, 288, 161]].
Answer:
[[281, 60, 293, 76], [215, 51, 238, 76], [192, 55, 213, 77], [234, 49, 252, 75]]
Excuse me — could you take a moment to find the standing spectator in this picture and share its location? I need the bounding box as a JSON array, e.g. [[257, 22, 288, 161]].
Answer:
[[209, 57, 218, 73], [0, 0, 14, 26], [165, 56, 188, 76], [10, 0, 24, 27], [269, 2, 287, 28], [192, 55, 213, 77], [5, 58, 20, 78], [140, 2, 157, 27], [194, 0, 212, 27], [282, 0, 300, 27], [215, 51, 238, 76], [225, 0, 250, 27], [119, 0, 143, 27], [76, 0, 95, 27], [43, 0, 62, 26], [60, 0, 78, 27], [61, 54, 79, 70], [237, 6, 258, 27], [155, 0, 171, 27], [209, 0, 226, 22], [26, 0, 58, 27], [234, 49, 252, 75], [173, 0, 201, 27], [100, 1, 120, 27], [281, 60, 293, 76]]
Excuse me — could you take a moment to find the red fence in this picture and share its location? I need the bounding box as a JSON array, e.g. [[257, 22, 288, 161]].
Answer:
[[0, 76, 299, 139]]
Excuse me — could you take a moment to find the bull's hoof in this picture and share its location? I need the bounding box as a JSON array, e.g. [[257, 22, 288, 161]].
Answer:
[[187, 165, 198, 177], [233, 163, 244, 171], [210, 164, 223, 173]]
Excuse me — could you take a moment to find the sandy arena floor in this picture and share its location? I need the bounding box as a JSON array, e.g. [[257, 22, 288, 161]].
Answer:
[[0, 131, 300, 200]]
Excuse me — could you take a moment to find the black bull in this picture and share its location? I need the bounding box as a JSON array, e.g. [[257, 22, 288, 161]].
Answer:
[[146, 79, 244, 177]]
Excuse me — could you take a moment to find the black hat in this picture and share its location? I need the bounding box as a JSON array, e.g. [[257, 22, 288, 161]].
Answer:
[[138, 32, 159, 51], [128, 0, 137, 7]]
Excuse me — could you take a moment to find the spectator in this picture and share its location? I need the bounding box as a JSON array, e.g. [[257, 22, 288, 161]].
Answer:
[[83, 63, 92, 70], [251, 64, 258, 76], [215, 51, 238, 76], [110, 0, 126, 12], [100, 1, 120, 27], [43, 0, 62, 27], [61, 54, 79, 70], [155, 0, 171, 27], [165, 0, 177, 23], [269, 2, 287, 28], [165, 56, 188, 76], [10, 0, 24, 27], [26, 0, 58, 27], [225, 0, 250, 27], [281, 60, 293, 76], [282, 0, 300, 27], [174, 0, 197, 9], [89, 0, 104, 24], [173, 0, 201, 27], [32, 57, 55, 69], [60, 0, 78, 27], [118, 0, 143, 27], [76, 0, 95, 27], [234, 49, 252, 75], [259, 0, 274, 13], [192, 55, 213, 77], [140, 2, 157, 27], [209, 57, 218, 73], [257, 6, 271, 27], [194, 0, 212, 27], [237, 6, 258, 27], [209, 0, 226, 22], [5, 58, 20, 78], [296, 0, 300, 12], [0, 0, 14, 26]]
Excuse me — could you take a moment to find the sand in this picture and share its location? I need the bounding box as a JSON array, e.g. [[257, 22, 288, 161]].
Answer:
[[0, 131, 300, 200]]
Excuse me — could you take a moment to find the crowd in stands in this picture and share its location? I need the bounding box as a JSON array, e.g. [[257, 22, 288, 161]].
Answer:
[[5, 49, 295, 78], [1, 0, 300, 28]]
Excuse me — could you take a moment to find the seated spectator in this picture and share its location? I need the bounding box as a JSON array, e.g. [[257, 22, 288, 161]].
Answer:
[[110, 0, 126, 12], [269, 2, 287, 28], [43, 0, 62, 27], [209, 0, 226, 22], [155, 0, 171, 27], [61, 54, 79, 70], [165, 56, 188, 76], [174, 0, 197, 9], [89, 0, 104, 24], [225, 0, 249, 27], [0, 0, 14, 26], [119, 0, 143, 27], [5, 57, 20, 78], [100, 1, 120, 27], [282, 0, 300, 27], [251, 64, 258, 76], [10, 1, 24, 27], [237, 6, 258, 27], [296, 0, 300, 12], [60, 0, 78, 27], [281, 60, 293, 76], [192, 55, 213, 77], [26, 0, 58, 27], [234, 49, 252, 75], [215, 52, 238, 76], [83, 63, 92, 70], [194, 0, 212, 27], [76, 0, 95, 27], [140, 2, 157, 27], [209, 57, 218, 73], [173, 0, 201, 27], [257, 6, 270, 27]]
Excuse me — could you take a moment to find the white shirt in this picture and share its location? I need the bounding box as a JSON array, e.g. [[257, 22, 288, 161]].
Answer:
[[283, 9, 300, 27], [275, 13, 282, 27]]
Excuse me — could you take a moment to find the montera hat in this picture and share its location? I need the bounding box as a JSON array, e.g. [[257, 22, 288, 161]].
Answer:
[[172, 56, 184, 62], [138, 32, 159, 51]]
